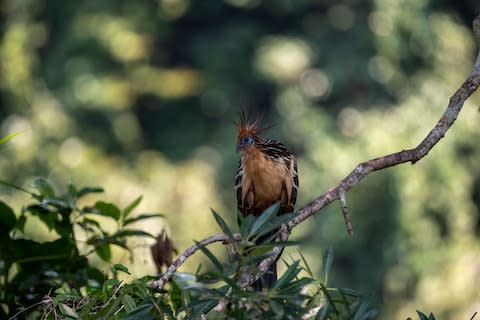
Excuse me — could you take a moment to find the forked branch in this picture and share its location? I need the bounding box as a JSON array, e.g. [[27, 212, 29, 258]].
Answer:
[[151, 14, 480, 291]]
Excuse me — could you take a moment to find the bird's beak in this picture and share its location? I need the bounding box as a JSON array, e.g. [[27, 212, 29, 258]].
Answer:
[[236, 141, 246, 153]]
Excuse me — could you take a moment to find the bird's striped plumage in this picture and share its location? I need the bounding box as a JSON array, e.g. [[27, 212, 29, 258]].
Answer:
[[235, 138, 298, 216], [234, 113, 299, 290]]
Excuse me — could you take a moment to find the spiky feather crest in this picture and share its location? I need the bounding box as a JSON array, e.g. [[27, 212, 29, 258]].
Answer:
[[235, 111, 271, 143]]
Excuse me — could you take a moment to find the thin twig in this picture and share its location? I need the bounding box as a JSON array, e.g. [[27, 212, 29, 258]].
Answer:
[[339, 190, 353, 235], [151, 233, 240, 289], [8, 298, 48, 320]]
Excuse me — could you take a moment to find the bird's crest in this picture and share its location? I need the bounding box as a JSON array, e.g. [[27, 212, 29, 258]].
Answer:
[[235, 110, 272, 143]]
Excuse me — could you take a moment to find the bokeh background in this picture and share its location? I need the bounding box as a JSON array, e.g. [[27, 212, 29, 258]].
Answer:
[[2, 0, 480, 318]]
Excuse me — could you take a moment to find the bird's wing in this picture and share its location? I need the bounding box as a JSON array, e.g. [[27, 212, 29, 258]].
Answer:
[[290, 156, 299, 207], [235, 159, 244, 212], [281, 156, 298, 214]]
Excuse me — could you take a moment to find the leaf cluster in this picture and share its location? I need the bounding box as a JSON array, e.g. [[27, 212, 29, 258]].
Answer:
[[0, 172, 439, 319], [0, 178, 163, 318]]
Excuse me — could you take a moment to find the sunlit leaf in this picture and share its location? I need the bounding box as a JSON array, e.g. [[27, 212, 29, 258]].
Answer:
[[0, 131, 22, 145], [59, 303, 78, 319], [123, 195, 142, 219]]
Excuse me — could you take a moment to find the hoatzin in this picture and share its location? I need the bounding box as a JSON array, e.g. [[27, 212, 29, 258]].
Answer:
[[234, 113, 299, 290]]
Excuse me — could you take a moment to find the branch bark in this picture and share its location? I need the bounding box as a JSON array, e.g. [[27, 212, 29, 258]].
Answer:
[[151, 14, 480, 291]]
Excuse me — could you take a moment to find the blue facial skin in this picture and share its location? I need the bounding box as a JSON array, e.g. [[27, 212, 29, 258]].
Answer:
[[237, 136, 254, 152]]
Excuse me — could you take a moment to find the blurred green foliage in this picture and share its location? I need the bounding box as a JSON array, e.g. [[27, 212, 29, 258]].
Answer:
[[1, 0, 480, 318], [0, 178, 164, 318]]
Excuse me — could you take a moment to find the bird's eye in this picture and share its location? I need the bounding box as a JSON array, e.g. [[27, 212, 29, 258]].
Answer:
[[242, 136, 254, 145]]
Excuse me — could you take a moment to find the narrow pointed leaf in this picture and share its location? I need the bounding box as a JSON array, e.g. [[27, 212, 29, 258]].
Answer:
[[211, 209, 234, 240], [248, 202, 280, 237], [323, 246, 334, 285], [194, 240, 223, 273], [112, 229, 156, 239], [297, 248, 313, 277], [416, 311, 429, 320], [123, 213, 165, 226], [273, 260, 300, 289], [0, 131, 22, 145], [77, 187, 104, 198], [123, 195, 142, 219]]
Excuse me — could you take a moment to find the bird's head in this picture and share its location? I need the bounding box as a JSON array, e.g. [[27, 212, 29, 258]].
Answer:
[[235, 111, 269, 153]]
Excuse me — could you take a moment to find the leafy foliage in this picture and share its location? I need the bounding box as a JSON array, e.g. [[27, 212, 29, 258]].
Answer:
[[0, 176, 443, 319], [0, 178, 163, 318]]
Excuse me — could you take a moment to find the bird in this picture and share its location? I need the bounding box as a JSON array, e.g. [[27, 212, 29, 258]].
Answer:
[[234, 112, 299, 290]]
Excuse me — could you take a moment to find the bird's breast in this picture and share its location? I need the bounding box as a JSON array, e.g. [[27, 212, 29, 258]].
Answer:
[[242, 149, 287, 206]]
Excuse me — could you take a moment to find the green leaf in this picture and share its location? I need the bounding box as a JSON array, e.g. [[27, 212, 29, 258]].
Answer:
[[122, 304, 155, 320], [0, 201, 16, 232], [316, 303, 332, 320], [323, 246, 334, 285], [194, 240, 224, 273], [416, 311, 436, 320], [273, 260, 301, 289], [297, 248, 313, 277], [112, 229, 156, 239], [81, 217, 102, 231], [270, 300, 284, 317], [248, 202, 280, 238], [15, 214, 26, 232], [122, 294, 137, 313], [238, 213, 255, 238], [113, 263, 131, 275], [123, 195, 143, 219], [58, 303, 78, 319], [34, 178, 55, 198], [76, 187, 104, 198], [0, 131, 22, 146], [123, 213, 165, 226], [94, 201, 121, 220], [211, 209, 234, 240], [95, 244, 112, 262], [352, 299, 371, 320]]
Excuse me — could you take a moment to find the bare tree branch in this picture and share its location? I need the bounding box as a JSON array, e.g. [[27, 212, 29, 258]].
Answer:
[[152, 233, 240, 289], [151, 14, 480, 291]]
